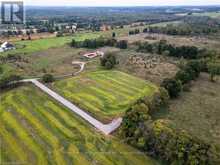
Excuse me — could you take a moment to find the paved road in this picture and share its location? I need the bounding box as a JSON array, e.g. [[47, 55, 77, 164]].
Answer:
[[22, 79, 122, 135]]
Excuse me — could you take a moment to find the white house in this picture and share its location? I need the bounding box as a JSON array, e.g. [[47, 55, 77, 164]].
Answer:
[[0, 42, 15, 52]]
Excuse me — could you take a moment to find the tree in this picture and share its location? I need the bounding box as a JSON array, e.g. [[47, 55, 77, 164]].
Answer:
[[112, 32, 116, 38], [116, 40, 128, 49], [42, 74, 54, 83], [0, 74, 22, 89], [161, 78, 182, 98], [70, 39, 77, 47], [208, 63, 220, 82], [100, 52, 117, 69]]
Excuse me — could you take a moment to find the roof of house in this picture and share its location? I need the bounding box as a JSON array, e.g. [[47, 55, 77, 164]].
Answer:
[[1, 42, 14, 48]]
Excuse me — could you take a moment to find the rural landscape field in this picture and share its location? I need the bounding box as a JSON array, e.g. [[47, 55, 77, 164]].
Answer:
[[1, 1, 220, 165]]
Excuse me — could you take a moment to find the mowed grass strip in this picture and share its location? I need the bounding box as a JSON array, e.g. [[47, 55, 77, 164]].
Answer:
[[0, 85, 160, 165], [53, 70, 158, 120]]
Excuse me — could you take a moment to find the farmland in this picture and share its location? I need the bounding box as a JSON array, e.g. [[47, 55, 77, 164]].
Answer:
[[53, 70, 158, 121], [0, 85, 160, 165]]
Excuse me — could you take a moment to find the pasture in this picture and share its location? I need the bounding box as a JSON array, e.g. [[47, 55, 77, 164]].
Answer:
[[0, 32, 100, 56], [0, 85, 160, 165], [153, 73, 220, 149], [53, 70, 158, 121], [193, 12, 220, 18]]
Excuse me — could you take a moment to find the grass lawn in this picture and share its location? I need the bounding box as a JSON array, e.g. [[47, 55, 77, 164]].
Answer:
[[153, 73, 220, 149], [0, 32, 100, 56], [52, 70, 158, 121], [0, 23, 155, 57], [0, 85, 160, 165]]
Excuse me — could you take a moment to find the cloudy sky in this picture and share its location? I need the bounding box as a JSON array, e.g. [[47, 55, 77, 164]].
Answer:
[[22, 0, 220, 6]]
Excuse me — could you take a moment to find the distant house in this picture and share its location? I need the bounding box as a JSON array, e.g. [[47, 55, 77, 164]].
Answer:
[[0, 42, 15, 52], [100, 24, 111, 31]]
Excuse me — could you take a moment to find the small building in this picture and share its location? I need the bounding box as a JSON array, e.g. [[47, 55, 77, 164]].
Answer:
[[0, 42, 15, 52]]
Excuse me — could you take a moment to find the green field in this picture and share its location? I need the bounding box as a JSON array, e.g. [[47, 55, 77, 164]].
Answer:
[[193, 12, 220, 18], [53, 70, 158, 121], [149, 21, 182, 27], [153, 73, 220, 148], [0, 85, 160, 165], [0, 32, 100, 56], [0, 23, 152, 57]]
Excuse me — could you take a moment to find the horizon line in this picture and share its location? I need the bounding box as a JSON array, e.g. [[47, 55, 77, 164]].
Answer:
[[25, 5, 220, 7]]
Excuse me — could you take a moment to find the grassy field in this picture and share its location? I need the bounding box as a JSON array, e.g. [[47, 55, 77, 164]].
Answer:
[[193, 12, 220, 18], [0, 32, 100, 56], [153, 73, 220, 149], [149, 21, 182, 27], [0, 85, 160, 165], [53, 70, 158, 121]]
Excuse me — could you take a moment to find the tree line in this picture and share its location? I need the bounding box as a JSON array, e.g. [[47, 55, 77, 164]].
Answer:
[[71, 37, 128, 49], [119, 86, 220, 164], [143, 16, 220, 36], [137, 40, 206, 59]]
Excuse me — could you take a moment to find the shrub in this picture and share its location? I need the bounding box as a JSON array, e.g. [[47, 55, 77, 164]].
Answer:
[[143, 120, 220, 164], [116, 40, 128, 49], [175, 69, 192, 84], [161, 78, 182, 98], [100, 52, 117, 69], [42, 74, 54, 83], [112, 32, 116, 38], [120, 103, 151, 146], [143, 88, 169, 114], [0, 74, 22, 89], [208, 63, 220, 82]]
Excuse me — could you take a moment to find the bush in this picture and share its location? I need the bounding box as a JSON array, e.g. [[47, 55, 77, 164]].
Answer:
[[161, 78, 182, 98], [42, 74, 54, 83], [143, 88, 169, 114], [143, 120, 220, 164], [116, 40, 128, 49], [100, 52, 117, 69], [120, 103, 151, 146], [71, 37, 117, 48], [112, 32, 116, 38], [0, 74, 22, 89], [175, 69, 192, 84], [208, 63, 220, 82]]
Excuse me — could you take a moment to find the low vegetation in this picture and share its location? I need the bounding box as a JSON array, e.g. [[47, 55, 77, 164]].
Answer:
[[137, 40, 205, 59], [100, 52, 117, 69], [119, 86, 220, 165], [0, 85, 160, 165], [52, 70, 158, 121]]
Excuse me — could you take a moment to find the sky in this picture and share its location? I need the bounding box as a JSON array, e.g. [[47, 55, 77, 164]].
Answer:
[[22, 0, 220, 6]]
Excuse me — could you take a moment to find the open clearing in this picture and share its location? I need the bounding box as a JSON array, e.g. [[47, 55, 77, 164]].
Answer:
[[0, 85, 160, 165], [0, 33, 100, 56], [193, 12, 220, 18], [153, 73, 220, 149], [52, 70, 158, 121], [116, 49, 179, 85]]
